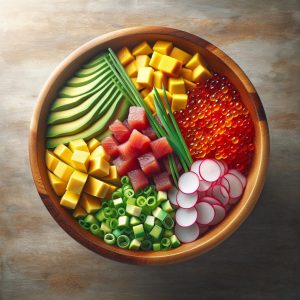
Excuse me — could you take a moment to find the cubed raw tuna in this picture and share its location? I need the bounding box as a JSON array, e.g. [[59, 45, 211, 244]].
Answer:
[[109, 120, 131, 143], [138, 152, 160, 176], [101, 136, 119, 158], [118, 140, 139, 159], [128, 106, 149, 130], [142, 126, 157, 141], [128, 129, 151, 154], [150, 137, 173, 159], [113, 156, 138, 176], [123, 119, 132, 133], [162, 156, 182, 174], [128, 169, 149, 192], [153, 171, 172, 191]]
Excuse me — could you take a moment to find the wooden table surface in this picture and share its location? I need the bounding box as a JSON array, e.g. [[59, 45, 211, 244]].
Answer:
[[1, 1, 299, 299]]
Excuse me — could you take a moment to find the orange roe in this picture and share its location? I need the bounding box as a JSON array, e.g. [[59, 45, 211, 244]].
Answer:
[[174, 73, 255, 175]]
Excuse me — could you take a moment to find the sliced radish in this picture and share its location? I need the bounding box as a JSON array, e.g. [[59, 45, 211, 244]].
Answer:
[[214, 159, 225, 176], [212, 184, 230, 206], [195, 202, 215, 225], [175, 223, 199, 243], [168, 187, 178, 206], [220, 160, 228, 173], [224, 204, 231, 212], [178, 172, 199, 194], [198, 180, 212, 192], [228, 169, 246, 188], [220, 177, 230, 193], [176, 191, 198, 208], [224, 173, 244, 198], [190, 160, 202, 177], [198, 225, 209, 236], [199, 159, 221, 182], [175, 207, 197, 227], [209, 204, 226, 225], [229, 196, 241, 205], [199, 196, 221, 206]]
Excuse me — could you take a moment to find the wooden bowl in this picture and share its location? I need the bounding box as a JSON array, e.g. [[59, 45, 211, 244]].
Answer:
[[29, 26, 269, 265]]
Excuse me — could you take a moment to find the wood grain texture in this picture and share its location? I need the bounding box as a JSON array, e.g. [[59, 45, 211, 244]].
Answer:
[[1, 0, 299, 299]]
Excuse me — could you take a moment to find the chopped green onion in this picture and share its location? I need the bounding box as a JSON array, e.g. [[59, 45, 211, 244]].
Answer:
[[161, 237, 171, 250], [121, 176, 130, 185], [79, 219, 89, 230], [117, 235, 130, 249], [113, 198, 124, 209], [101, 201, 109, 208], [143, 185, 153, 196], [118, 216, 129, 228], [152, 207, 168, 221], [112, 190, 122, 199], [163, 229, 174, 238], [129, 238, 141, 250], [100, 222, 112, 234], [126, 204, 142, 217], [153, 243, 161, 251], [161, 200, 173, 213], [133, 224, 145, 239], [84, 214, 99, 226], [141, 239, 152, 251], [90, 224, 105, 237], [112, 228, 124, 238], [170, 234, 181, 248], [117, 207, 126, 216], [104, 233, 116, 245], [124, 188, 135, 198], [95, 210, 105, 222], [157, 191, 167, 203], [144, 215, 155, 232], [149, 225, 163, 240], [139, 213, 146, 223], [162, 215, 174, 229], [146, 196, 157, 209], [109, 218, 118, 229], [130, 216, 141, 226], [136, 196, 147, 208], [126, 197, 136, 205]]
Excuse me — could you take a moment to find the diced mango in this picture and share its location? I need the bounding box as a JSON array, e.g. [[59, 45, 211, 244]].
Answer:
[[132, 41, 152, 56], [183, 79, 197, 91], [53, 161, 74, 182], [192, 65, 212, 83], [186, 53, 207, 70], [73, 204, 87, 218], [90, 145, 110, 161], [136, 55, 150, 71], [171, 94, 188, 111], [149, 88, 172, 106], [66, 170, 88, 195], [89, 156, 110, 178], [180, 68, 193, 81], [170, 47, 192, 65], [131, 78, 144, 90], [84, 176, 109, 198], [69, 139, 89, 153], [144, 95, 156, 113], [136, 67, 154, 88], [168, 77, 186, 94], [153, 71, 168, 89], [48, 171, 67, 196], [117, 47, 134, 66], [46, 150, 60, 172], [54, 144, 73, 166], [105, 184, 117, 199], [71, 150, 90, 173], [80, 193, 102, 214], [158, 55, 182, 77], [125, 60, 138, 77], [140, 88, 152, 98], [149, 51, 163, 70], [87, 138, 100, 153], [60, 190, 80, 209], [153, 40, 173, 55], [102, 165, 120, 185]]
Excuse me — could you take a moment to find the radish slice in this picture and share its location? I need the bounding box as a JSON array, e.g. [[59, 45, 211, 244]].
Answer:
[[229, 196, 241, 205], [168, 187, 178, 206], [224, 173, 244, 198], [220, 177, 230, 193], [175, 223, 199, 243], [199, 159, 221, 182], [195, 202, 215, 225], [214, 159, 225, 176], [199, 196, 221, 206], [198, 180, 212, 192], [198, 225, 209, 236], [178, 172, 200, 194], [210, 204, 226, 225], [175, 207, 197, 227], [224, 204, 231, 212], [190, 160, 202, 177], [212, 184, 230, 206], [177, 191, 198, 208], [220, 160, 228, 173], [228, 169, 246, 188]]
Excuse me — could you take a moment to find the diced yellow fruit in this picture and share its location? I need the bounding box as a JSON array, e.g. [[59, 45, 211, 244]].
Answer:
[[66, 170, 88, 195], [158, 55, 182, 77], [180, 68, 193, 81], [80, 193, 102, 214], [89, 156, 110, 178], [69, 139, 89, 153], [184, 79, 197, 91], [171, 94, 188, 111], [125, 60, 138, 77], [136, 55, 150, 71], [131, 78, 144, 90], [71, 150, 90, 173], [73, 204, 87, 218], [153, 71, 168, 89], [149, 88, 172, 106], [168, 77, 186, 94], [53, 161, 74, 182], [170, 47, 192, 65], [102, 165, 120, 185], [60, 190, 80, 209], [90, 145, 110, 161], [144, 95, 156, 113], [136, 67, 154, 88], [186, 53, 207, 70], [105, 184, 117, 199], [132, 41, 152, 56], [149, 51, 163, 70], [54, 144, 73, 166], [117, 47, 134, 66], [87, 138, 100, 153], [48, 171, 67, 196], [153, 40, 173, 55], [140, 88, 152, 98], [84, 176, 109, 198], [46, 150, 60, 172], [192, 65, 212, 83]]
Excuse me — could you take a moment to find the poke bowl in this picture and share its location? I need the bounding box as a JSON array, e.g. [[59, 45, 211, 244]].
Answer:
[[29, 26, 269, 264]]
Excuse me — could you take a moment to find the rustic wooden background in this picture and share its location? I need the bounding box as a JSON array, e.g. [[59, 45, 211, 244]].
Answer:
[[0, 0, 299, 299]]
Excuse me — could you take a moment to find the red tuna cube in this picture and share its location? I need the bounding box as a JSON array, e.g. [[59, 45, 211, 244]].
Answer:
[[101, 136, 119, 158], [162, 156, 182, 174], [128, 129, 151, 154], [141, 126, 157, 141], [113, 156, 138, 176], [118, 141, 139, 159], [128, 106, 149, 130], [123, 119, 133, 133], [150, 137, 173, 159], [153, 171, 172, 191], [109, 120, 131, 143], [138, 152, 160, 176], [128, 169, 149, 192]]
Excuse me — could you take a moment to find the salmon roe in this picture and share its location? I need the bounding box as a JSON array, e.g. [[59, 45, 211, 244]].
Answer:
[[174, 73, 255, 175]]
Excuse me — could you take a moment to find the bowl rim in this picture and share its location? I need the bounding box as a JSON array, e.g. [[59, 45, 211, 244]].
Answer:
[[29, 26, 269, 265]]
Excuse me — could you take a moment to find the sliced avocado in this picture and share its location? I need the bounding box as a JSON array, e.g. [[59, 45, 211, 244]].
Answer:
[[46, 95, 126, 148], [75, 60, 108, 78], [82, 54, 107, 69], [47, 86, 122, 138], [48, 81, 114, 125]]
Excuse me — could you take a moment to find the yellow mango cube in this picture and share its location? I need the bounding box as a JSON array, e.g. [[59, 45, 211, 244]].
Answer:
[[48, 171, 67, 196], [186, 53, 207, 70], [60, 190, 80, 209], [53, 161, 74, 182], [132, 41, 152, 56], [153, 40, 173, 55], [153, 71, 168, 89], [158, 55, 182, 77], [87, 138, 100, 153], [84, 176, 109, 198], [180, 68, 193, 81], [171, 94, 188, 111], [136, 67, 154, 88], [102, 165, 120, 185], [131, 78, 144, 91], [149, 51, 163, 70], [136, 55, 150, 71], [69, 139, 89, 153], [140, 88, 152, 98], [168, 77, 186, 94], [73, 205, 87, 218], [117, 47, 134, 66], [80, 193, 102, 213], [144, 95, 156, 113], [149, 88, 172, 106], [105, 184, 117, 199], [125, 60, 138, 77], [89, 156, 110, 178], [90, 145, 110, 161], [46, 150, 60, 172], [66, 170, 88, 195], [71, 150, 90, 173], [54, 144, 73, 166], [170, 47, 192, 65], [184, 79, 197, 91], [192, 65, 212, 83]]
